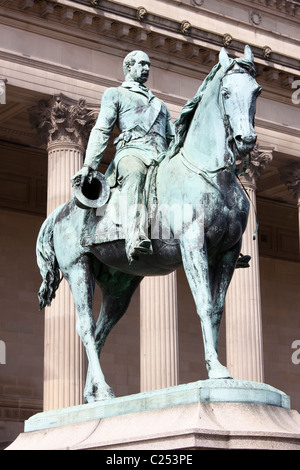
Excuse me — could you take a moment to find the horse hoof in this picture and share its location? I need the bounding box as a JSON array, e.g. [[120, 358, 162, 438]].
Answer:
[[207, 363, 233, 380], [84, 386, 115, 403]]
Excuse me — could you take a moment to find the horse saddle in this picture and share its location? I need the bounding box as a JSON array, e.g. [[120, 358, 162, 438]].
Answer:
[[80, 165, 158, 247]]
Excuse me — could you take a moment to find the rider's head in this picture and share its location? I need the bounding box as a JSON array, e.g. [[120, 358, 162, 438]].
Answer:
[[123, 51, 150, 85]]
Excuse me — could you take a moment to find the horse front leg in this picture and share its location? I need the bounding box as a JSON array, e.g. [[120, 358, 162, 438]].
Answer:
[[67, 255, 114, 403], [180, 237, 231, 379], [210, 241, 242, 357]]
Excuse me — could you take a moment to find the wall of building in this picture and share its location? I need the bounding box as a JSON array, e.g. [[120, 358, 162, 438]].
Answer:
[[261, 257, 300, 411], [0, 209, 44, 448]]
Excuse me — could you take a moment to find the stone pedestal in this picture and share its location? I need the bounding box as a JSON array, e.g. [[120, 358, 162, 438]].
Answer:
[[6, 380, 300, 450]]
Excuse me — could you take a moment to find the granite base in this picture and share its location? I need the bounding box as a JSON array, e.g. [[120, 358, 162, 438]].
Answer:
[[6, 380, 300, 450]]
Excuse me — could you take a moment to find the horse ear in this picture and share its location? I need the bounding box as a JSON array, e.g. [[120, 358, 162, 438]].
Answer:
[[219, 47, 231, 69], [244, 45, 254, 63]]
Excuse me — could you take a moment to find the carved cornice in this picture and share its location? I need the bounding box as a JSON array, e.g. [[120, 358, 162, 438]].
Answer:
[[249, 0, 300, 17], [279, 162, 300, 199], [28, 94, 97, 147], [1, 0, 300, 90]]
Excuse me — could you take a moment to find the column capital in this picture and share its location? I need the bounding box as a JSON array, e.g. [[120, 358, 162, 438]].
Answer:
[[0, 79, 7, 104], [279, 162, 300, 200], [29, 93, 96, 148], [237, 143, 273, 188]]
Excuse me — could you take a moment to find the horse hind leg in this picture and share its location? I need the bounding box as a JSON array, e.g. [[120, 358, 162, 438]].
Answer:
[[66, 255, 114, 403], [84, 266, 143, 400]]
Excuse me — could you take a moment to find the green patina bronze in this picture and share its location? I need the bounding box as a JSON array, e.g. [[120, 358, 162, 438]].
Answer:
[[36, 47, 261, 403]]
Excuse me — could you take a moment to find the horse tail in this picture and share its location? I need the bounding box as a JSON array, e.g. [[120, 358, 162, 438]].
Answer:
[[36, 206, 63, 310]]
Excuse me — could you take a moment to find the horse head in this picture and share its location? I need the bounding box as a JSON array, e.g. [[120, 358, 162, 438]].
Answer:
[[171, 45, 261, 174], [219, 45, 261, 157]]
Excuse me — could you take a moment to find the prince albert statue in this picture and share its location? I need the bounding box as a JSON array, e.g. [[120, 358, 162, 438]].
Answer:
[[71, 50, 175, 262]]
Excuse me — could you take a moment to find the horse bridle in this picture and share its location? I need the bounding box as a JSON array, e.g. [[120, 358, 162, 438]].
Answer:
[[219, 65, 255, 170], [180, 63, 252, 179]]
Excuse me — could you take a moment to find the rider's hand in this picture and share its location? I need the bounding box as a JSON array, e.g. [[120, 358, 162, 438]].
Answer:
[[71, 166, 94, 187]]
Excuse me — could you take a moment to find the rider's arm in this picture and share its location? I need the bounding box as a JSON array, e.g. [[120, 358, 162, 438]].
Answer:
[[83, 88, 118, 170]]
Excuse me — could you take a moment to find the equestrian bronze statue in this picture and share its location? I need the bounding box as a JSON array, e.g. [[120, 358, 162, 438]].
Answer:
[[36, 46, 261, 403]]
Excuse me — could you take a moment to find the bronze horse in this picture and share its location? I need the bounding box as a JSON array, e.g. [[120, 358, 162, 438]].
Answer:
[[36, 46, 261, 403]]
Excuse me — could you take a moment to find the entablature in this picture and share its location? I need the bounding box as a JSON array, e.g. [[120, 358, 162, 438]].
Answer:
[[1, 0, 300, 94]]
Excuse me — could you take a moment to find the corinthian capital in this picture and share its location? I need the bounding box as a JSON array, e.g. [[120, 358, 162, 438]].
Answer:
[[0, 79, 7, 104], [279, 162, 300, 199], [237, 143, 273, 186], [29, 94, 96, 147]]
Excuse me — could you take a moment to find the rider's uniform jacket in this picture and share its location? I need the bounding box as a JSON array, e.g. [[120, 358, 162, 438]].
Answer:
[[84, 81, 174, 187]]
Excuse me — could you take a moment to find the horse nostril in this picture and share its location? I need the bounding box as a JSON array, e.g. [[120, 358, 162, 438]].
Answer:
[[246, 134, 257, 145], [235, 134, 257, 145]]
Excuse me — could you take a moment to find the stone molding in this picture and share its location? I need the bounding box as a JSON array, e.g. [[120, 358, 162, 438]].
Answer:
[[28, 94, 96, 147]]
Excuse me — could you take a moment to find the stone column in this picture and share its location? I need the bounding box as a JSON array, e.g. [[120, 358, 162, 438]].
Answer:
[[140, 272, 179, 392], [279, 162, 300, 251], [29, 95, 95, 410], [225, 145, 273, 382]]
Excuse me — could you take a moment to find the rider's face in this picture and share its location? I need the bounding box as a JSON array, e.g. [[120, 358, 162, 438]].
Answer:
[[127, 53, 150, 84]]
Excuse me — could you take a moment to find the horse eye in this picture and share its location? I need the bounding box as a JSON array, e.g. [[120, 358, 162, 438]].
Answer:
[[256, 86, 262, 96], [221, 88, 230, 99]]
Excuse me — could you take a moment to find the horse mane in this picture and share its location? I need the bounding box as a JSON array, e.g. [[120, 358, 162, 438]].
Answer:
[[167, 57, 256, 158]]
